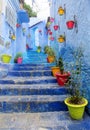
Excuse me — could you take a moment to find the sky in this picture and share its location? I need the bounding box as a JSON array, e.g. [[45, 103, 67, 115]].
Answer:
[[25, 0, 50, 20]]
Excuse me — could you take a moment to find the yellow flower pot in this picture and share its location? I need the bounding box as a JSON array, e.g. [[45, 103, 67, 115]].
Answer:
[[64, 97, 88, 120], [51, 67, 60, 77], [58, 7, 64, 15], [11, 35, 16, 40], [58, 35, 65, 43], [1, 54, 12, 63]]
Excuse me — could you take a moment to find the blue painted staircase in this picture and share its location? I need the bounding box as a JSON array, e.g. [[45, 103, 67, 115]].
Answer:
[[0, 51, 68, 113]]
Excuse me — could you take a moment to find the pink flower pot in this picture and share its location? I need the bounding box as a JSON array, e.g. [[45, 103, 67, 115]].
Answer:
[[17, 57, 23, 64]]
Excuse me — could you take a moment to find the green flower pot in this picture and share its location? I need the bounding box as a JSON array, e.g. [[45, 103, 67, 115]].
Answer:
[[64, 97, 88, 120], [1, 54, 12, 63]]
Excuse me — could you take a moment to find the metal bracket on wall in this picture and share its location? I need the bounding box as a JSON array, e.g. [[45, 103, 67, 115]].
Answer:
[[74, 15, 78, 33], [64, 4, 66, 19], [64, 32, 66, 46]]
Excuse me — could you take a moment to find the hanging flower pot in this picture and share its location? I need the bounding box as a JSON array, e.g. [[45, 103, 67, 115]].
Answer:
[[11, 35, 16, 40], [22, 28, 26, 33], [58, 35, 65, 43], [53, 25, 59, 31], [49, 36, 54, 41], [58, 7, 64, 15], [50, 17, 54, 23], [16, 23, 20, 28], [49, 31, 52, 35], [66, 21, 75, 29]]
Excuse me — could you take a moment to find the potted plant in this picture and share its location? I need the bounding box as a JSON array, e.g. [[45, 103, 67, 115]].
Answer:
[[64, 46, 88, 120], [51, 58, 60, 77], [1, 54, 12, 63], [37, 46, 41, 53], [56, 57, 70, 86], [47, 47, 55, 63], [14, 52, 23, 64], [44, 46, 50, 54]]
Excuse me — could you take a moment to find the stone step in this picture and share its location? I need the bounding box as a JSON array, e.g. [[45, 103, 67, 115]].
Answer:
[[0, 95, 67, 113], [0, 111, 89, 129]]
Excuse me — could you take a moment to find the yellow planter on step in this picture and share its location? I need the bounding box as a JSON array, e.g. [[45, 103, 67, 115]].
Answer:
[[1, 54, 12, 63], [64, 97, 88, 120]]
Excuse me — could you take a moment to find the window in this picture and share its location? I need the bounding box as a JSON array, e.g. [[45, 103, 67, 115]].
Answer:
[[5, 1, 17, 30]]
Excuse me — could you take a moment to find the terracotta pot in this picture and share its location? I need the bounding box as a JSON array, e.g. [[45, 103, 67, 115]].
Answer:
[[51, 67, 60, 77], [66, 21, 75, 29], [56, 72, 70, 86], [54, 25, 59, 30]]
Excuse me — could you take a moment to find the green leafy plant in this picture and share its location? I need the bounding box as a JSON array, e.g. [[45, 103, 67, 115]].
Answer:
[[66, 46, 85, 104], [56, 57, 64, 74]]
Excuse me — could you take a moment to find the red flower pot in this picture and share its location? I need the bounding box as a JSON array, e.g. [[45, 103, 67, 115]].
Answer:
[[49, 31, 52, 35], [54, 25, 59, 30], [16, 23, 20, 28], [56, 72, 70, 86], [66, 21, 75, 29]]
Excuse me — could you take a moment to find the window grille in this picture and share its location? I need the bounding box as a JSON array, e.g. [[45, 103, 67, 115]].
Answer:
[[5, 1, 17, 30]]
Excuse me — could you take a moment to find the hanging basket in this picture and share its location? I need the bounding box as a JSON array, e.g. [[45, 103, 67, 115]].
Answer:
[[58, 7, 64, 15], [66, 21, 75, 29], [53, 25, 59, 31], [58, 35, 65, 43]]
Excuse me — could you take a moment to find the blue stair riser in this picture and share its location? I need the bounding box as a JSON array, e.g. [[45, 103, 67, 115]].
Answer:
[[9, 67, 51, 71], [8, 71, 52, 77], [0, 79, 57, 84], [0, 88, 68, 96], [0, 101, 68, 113]]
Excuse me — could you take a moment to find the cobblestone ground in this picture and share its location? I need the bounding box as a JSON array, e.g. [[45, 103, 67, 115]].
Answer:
[[0, 111, 90, 130]]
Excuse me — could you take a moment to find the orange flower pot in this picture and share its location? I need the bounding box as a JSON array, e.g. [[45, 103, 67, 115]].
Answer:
[[47, 56, 55, 63], [51, 67, 60, 77]]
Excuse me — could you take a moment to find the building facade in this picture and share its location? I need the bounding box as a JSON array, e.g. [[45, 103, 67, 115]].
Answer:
[[49, 0, 90, 114]]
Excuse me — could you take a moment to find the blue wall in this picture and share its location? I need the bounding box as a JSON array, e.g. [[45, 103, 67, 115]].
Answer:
[[49, 0, 90, 114]]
